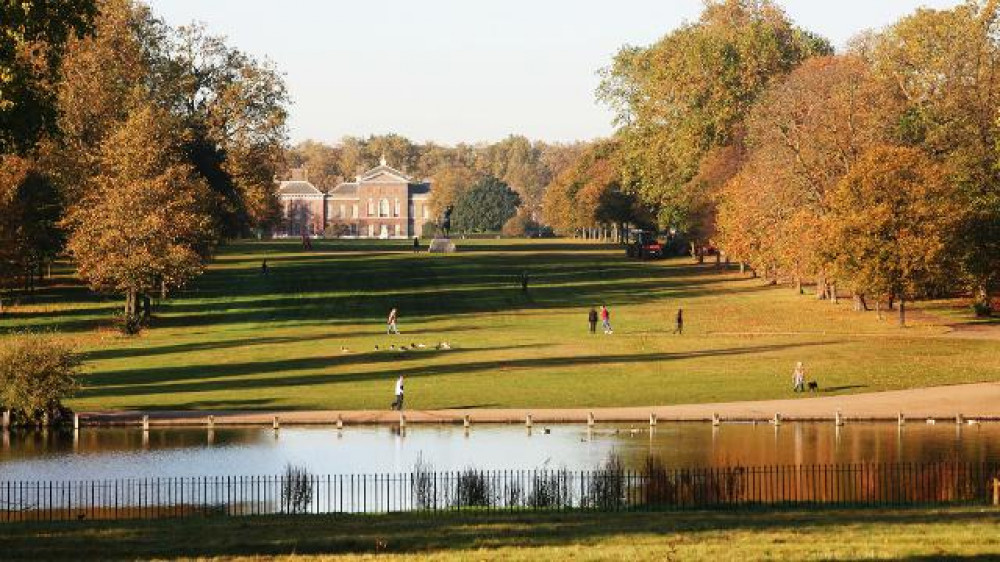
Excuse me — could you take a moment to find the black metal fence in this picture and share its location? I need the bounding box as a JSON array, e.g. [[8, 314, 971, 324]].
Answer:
[[2, 462, 998, 522]]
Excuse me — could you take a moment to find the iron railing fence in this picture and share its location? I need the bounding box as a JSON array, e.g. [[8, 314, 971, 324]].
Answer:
[[2, 462, 998, 522]]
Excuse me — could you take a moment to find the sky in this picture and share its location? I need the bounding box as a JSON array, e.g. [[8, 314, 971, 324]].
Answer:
[[148, 0, 962, 146]]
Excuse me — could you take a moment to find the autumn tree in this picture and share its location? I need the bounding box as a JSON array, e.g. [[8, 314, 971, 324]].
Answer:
[[429, 164, 479, 217], [452, 176, 521, 234], [719, 54, 896, 292], [63, 104, 214, 329], [0, 0, 97, 153], [599, 0, 830, 250], [286, 140, 344, 190], [872, 0, 1000, 312], [827, 146, 963, 326]]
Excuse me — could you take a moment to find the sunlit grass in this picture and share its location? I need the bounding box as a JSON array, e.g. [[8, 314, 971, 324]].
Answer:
[[1, 239, 996, 412]]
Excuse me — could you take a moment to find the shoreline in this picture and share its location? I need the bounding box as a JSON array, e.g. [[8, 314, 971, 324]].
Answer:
[[74, 382, 1000, 428]]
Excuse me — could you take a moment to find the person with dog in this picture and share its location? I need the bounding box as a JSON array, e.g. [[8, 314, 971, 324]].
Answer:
[[792, 361, 806, 393], [391, 374, 405, 410], [588, 307, 598, 334]]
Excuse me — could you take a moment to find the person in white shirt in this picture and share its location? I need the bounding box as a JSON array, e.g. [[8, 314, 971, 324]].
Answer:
[[792, 362, 806, 393], [391, 375, 405, 410]]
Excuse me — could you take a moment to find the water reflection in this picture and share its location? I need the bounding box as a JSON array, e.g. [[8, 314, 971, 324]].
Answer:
[[1, 423, 998, 481]]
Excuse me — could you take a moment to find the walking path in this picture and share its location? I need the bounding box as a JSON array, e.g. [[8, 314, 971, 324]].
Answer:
[[79, 382, 1000, 427]]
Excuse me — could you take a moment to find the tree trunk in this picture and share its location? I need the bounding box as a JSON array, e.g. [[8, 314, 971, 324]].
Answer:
[[141, 294, 152, 320], [714, 252, 721, 269], [888, 295, 894, 311], [739, 261, 746, 275], [898, 295, 906, 327], [817, 276, 827, 300], [796, 277, 803, 295], [975, 283, 992, 316], [829, 283, 839, 304], [875, 300, 882, 321], [160, 280, 168, 300]]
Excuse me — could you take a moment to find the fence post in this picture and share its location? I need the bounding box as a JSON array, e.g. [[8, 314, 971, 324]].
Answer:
[[336, 415, 343, 430], [73, 413, 79, 431], [898, 412, 905, 427], [712, 413, 720, 427], [273, 416, 280, 430], [649, 413, 657, 427], [587, 412, 595, 429], [773, 413, 781, 426], [142, 415, 149, 432], [956, 413, 964, 425], [1, 410, 8, 430], [463, 415, 471, 429], [835, 410, 844, 427], [993, 478, 999, 507], [525, 413, 532, 429], [207, 415, 214, 429]]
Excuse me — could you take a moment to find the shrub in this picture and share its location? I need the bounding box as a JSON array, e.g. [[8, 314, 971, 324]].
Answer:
[[281, 464, 314, 514], [972, 301, 993, 318], [453, 468, 492, 508], [585, 452, 626, 509], [528, 470, 571, 509], [0, 333, 80, 423], [411, 453, 437, 509]]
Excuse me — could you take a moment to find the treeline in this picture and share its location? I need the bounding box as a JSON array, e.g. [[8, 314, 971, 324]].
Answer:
[[588, 0, 1000, 321], [287, 135, 587, 235], [0, 0, 288, 326]]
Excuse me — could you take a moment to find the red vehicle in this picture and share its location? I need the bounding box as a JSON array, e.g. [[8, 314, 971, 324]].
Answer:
[[625, 229, 664, 259]]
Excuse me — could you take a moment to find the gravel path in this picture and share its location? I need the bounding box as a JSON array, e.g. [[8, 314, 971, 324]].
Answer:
[[79, 382, 1000, 426]]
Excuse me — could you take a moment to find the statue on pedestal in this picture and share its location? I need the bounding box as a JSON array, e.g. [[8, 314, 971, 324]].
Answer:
[[440, 205, 453, 238]]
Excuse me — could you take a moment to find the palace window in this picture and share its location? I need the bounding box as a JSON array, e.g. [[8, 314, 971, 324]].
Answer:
[[352, 204, 358, 218], [367, 199, 374, 217], [395, 224, 401, 237], [379, 198, 390, 217], [394, 198, 400, 217]]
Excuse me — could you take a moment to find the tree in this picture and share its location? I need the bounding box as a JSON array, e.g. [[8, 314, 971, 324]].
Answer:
[[0, 0, 97, 153], [62, 104, 214, 328], [0, 333, 81, 423], [286, 140, 344, 190], [827, 146, 963, 326], [429, 165, 479, 216], [599, 0, 830, 247], [476, 135, 551, 219], [872, 0, 1000, 312], [719, 54, 896, 289], [156, 23, 289, 237], [452, 176, 521, 233]]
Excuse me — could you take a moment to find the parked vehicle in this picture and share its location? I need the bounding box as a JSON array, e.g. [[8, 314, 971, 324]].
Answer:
[[625, 230, 664, 259]]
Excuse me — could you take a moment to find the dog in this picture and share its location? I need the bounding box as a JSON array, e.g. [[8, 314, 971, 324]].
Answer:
[[807, 380, 819, 392]]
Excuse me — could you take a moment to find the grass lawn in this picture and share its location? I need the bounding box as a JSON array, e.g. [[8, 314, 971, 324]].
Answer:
[[1, 507, 998, 560], [2, 239, 998, 412]]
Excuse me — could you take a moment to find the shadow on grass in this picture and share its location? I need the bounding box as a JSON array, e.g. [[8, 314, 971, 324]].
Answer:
[[78, 342, 836, 403], [0, 507, 995, 560]]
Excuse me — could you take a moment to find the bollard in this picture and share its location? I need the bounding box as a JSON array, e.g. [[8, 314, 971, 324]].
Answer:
[[337, 415, 343, 430], [74, 413, 79, 431], [587, 412, 595, 428], [2, 410, 8, 430], [835, 410, 844, 427], [993, 478, 999, 507], [898, 412, 905, 427], [773, 413, 781, 426], [956, 413, 964, 425], [649, 413, 657, 427], [273, 416, 280, 430], [399, 413, 406, 429], [526, 413, 533, 429], [463, 414, 471, 429], [712, 413, 720, 427], [207, 415, 215, 429], [142, 415, 149, 432]]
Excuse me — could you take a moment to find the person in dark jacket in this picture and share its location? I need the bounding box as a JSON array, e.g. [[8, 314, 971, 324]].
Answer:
[[588, 307, 598, 334], [673, 308, 683, 335]]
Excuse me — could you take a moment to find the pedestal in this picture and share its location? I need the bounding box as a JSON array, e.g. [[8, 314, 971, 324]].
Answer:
[[428, 237, 456, 253]]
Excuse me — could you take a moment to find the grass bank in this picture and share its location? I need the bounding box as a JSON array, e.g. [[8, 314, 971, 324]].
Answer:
[[1, 239, 997, 412], [1, 507, 998, 560]]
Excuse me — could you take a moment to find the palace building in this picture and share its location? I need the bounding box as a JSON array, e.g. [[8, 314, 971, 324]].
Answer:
[[276, 157, 433, 239]]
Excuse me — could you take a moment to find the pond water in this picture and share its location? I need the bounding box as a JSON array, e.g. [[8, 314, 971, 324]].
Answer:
[[2, 422, 999, 481]]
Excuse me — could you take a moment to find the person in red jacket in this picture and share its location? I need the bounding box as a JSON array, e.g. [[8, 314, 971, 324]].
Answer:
[[600, 305, 613, 334]]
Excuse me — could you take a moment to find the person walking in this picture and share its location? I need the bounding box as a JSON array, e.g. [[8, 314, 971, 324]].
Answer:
[[792, 361, 806, 393], [260, 260, 269, 276], [391, 375, 405, 410], [600, 305, 613, 334], [673, 308, 683, 334], [588, 307, 598, 334], [413, 236, 420, 253], [387, 308, 399, 335]]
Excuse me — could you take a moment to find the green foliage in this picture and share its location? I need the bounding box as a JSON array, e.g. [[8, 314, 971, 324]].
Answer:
[[0, 0, 98, 153], [0, 332, 80, 418], [451, 176, 521, 233]]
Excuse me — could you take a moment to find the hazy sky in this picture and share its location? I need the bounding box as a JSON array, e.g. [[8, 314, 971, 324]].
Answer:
[[148, 0, 961, 146]]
